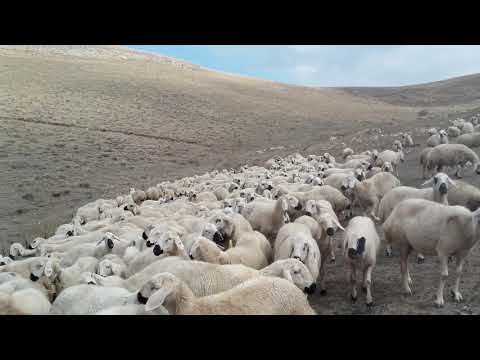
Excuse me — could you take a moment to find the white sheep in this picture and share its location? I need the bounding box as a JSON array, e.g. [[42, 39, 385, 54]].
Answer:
[[342, 216, 380, 306], [425, 143, 480, 178], [342, 147, 354, 160], [241, 194, 301, 243], [189, 230, 272, 270], [346, 172, 401, 221], [0, 288, 51, 315], [375, 149, 404, 176], [142, 273, 316, 315], [453, 132, 480, 149], [448, 126, 461, 138], [426, 130, 448, 147], [378, 172, 455, 261], [383, 199, 480, 307], [447, 180, 480, 211], [90, 255, 317, 295], [274, 223, 321, 282], [402, 133, 414, 147]]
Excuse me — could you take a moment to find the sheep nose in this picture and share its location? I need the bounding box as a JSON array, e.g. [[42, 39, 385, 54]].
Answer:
[[326, 228, 335, 236], [146, 240, 154, 248], [304, 283, 317, 294], [213, 232, 224, 244], [341, 185, 347, 191], [137, 292, 148, 304], [88, 281, 96, 285], [295, 204, 302, 211], [107, 239, 114, 249], [189, 254, 194, 260], [123, 206, 128, 210], [439, 183, 447, 194], [153, 245, 163, 256], [30, 273, 39, 282], [66, 230, 74, 237], [305, 211, 312, 217], [348, 248, 357, 259], [142, 232, 148, 240]]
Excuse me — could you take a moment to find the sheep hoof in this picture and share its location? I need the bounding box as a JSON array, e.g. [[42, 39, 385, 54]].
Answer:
[[417, 257, 425, 264], [385, 250, 392, 257], [320, 289, 327, 296], [434, 299, 445, 308], [366, 301, 374, 308], [362, 286, 367, 293], [330, 257, 336, 263], [450, 290, 463, 302], [351, 294, 357, 302]]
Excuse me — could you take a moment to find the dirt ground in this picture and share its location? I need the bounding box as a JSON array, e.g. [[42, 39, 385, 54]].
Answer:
[[2, 46, 480, 314]]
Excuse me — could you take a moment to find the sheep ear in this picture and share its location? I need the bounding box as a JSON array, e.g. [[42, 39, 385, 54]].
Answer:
[[448, 177, 456, 186], [332, 217, 345, 231], [421, 177, 434, 187], [145, 287, 173, 312], [282, 269, 293, 283], [174, 237, 184, 250], [281, 198, 289, 211]]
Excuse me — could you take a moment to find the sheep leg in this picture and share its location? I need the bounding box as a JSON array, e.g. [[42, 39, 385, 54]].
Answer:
[[319, 254, 328, 295], [455, 165, 463, 179], [434, 255, 449, 307], [363, 265, 374, 306], [417, 253, 425, 263], [385, 244, 393, 257], [450, 253, 467, 302], [400, 245, 412, 295], [350, 264, 357, 302], [370, 200, 381, 222], [329, 237, 336, 263]]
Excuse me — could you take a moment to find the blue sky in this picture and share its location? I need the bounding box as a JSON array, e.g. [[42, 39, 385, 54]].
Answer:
[[128, 45, 480, 87]]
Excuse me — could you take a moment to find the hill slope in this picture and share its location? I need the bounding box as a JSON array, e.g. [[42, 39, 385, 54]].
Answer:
[[0, 45, 478, 246]]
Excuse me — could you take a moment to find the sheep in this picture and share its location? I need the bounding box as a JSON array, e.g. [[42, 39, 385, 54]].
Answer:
[[383, 199, 480, 307], [375, 150, 404, 176], [49, 256, 100, 294], [393, 140, 403, 152], [53, 232, 132, 267], [142, 273, 316, 315], [0, 288, 51, 315], [207, 212, 253, 247], [274, 223, 321, 282], [378, 172, 455, 261], [191, 191, 218, 203], [426, 130, 448, 147], [146, 187, 161, 201], [130, 188, 147, 205], [241, 194, 301, 243], [345, 172, 401, 221], [448, 126, 461, 138], [97, 255, 128, 278], [323, 170, 365, 191], [49, 284, 140, 315], [402, 133, 414, 147], [453, 132, 480, 149], [425, 143, 480, 178], [9, 243, 37, 260], [94, 304, 168, 315], [0, 257, 13, 266], [419, 147, 433, 179], [447, 180, 480, 211], [151, 230, 190, 259], [89, 256, 316, 296], [189, 230, 272, 270], [289, 185, 351, 216], [427, 128, 438, 136], [342, 216, 380, 306], [303, 199, 345, 261], [342, 147, 354, 160], [460, 121, 474, 134]]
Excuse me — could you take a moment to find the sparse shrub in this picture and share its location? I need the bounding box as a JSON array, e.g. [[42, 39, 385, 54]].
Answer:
[[418, 109, 428, 117], [79, 182, 90, 188], [22, 193, 34, 201]]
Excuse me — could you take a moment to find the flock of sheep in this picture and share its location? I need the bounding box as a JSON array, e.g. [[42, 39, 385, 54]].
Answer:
[[2, 114, 480, 314]]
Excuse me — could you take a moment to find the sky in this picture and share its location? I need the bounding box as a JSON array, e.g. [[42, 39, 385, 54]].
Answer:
[[128, 45, 480, 87]]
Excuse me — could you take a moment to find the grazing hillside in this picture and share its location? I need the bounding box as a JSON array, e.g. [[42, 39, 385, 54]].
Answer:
[[0, 45, 479, 247]]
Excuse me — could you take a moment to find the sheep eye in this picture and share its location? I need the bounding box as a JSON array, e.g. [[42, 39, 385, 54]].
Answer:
[[434, 177, 438, 184]]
